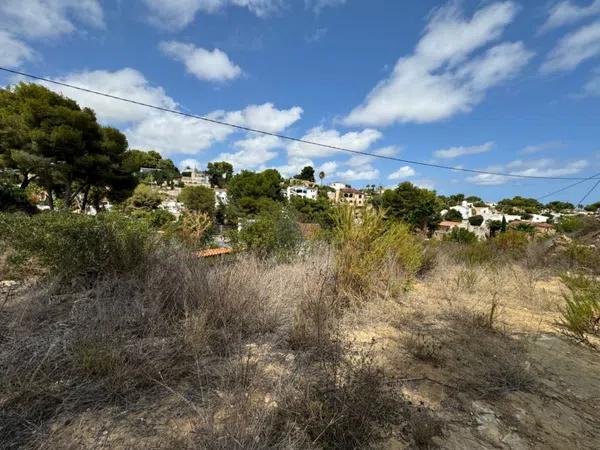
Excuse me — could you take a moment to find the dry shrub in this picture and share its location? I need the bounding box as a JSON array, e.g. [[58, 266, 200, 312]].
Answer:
[[404, 332, 444, 366], [445, 313, 534, 398], [408, 408, 444, 448], [279, 344, 404, 450], [332, 207, 422, 301], [0, 248, 290, 448]]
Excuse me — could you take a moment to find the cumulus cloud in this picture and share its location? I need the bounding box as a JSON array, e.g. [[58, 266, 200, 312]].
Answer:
[[0, 0, 104, 39], [433, 142, 493, 159], [288, 126, 382, 159], [179, 158, 202, 170], [0, 31, 35, 68], [520, 141, 565, 154], [142, 0, 283, 30], [308, 0, 347, 14], [159, 41, 242, 82], [344, 2, 532, 126], [37, 68, 302, 157], [388, 166, 416, 180], [541, 0, 600, 32], [467, 158, 589, 185], [40, 68, 178, 124], [221, 103, 303, 133], [541, 21, 600, 73], [335, 167, 380, 181], [216, 135, 281, 169]]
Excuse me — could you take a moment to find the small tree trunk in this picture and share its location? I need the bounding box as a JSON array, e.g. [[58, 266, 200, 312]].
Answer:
[[20, 173, 30, 190], [64, 179, 72, 209], [47, 190, 54, 210], [81, 185, 90, 212]]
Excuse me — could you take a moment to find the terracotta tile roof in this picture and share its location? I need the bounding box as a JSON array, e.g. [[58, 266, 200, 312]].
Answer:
[[197, 247, 233, 257]]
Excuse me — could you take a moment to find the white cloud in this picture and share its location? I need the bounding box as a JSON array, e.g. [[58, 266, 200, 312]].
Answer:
[[142, 0, 283, 30], [344, 2, 532, 126], [179, 158, 202, 170], [159, 41, 242, 82], [520, 141, 565, 154], [306, 27, 328, 43], [335, 167, 380, 181], [388, 166, 416, 180], [288, 126, 382, 159], [541, 0, 600, 32], [41, 68, 178, 124], [541, 21, 600, 72], [0, 0, 104, 39], [308, 0, 347, 14], [126, 113, 235, 155], [433, 142, 493, 159], [126, 101, 301, 156], [0, 31, 34, 68], [467, 158, 589, 185], [217, 135, 281, 169], [584, 68, 600, 95], [221, 103, 302, 133]]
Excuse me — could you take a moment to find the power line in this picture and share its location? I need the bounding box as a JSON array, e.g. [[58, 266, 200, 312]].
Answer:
[[537, 171, 600, 201], [0, 65, 597, 182], [577, 178, 600, 207]]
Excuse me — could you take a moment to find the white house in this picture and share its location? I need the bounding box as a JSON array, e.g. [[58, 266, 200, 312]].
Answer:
[[181, 169, 211, 187], [215, 188, 228, 206], [450, 201, 475, 219], [530, 214, 549, 223], [285, 185, 318, 200]]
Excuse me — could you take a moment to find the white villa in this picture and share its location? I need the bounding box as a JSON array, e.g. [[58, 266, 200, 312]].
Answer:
[[285, 185, 318, 200]]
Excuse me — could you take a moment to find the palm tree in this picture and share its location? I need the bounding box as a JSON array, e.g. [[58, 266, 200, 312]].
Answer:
[[319, 171, 325, 185]]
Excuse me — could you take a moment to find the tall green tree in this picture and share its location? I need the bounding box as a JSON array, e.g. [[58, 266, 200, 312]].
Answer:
[[228, 169, 284, 216], [178, 185, 215, 216], [294, 165, 315, 182], [380, 182, 442, 232], [0, 83, 137, 209], [121, 149, 180, 187], [207, 161, 233, 188]]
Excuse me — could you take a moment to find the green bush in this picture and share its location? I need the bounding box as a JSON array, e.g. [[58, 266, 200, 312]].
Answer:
[[444, 209, 463, 222], [446, 227, 477, 244], [333, 207, 423, 299], [236, 208, 301, 258], [492, 230, 528, 252], [560, 274, 600, 342], [178, 185, 215, 216], [557, 215, 585, 233], [147, 208, 176, 229], [468, 215, 484, 226], [0, 184, 37, 214], [0, 211, 156, 280]]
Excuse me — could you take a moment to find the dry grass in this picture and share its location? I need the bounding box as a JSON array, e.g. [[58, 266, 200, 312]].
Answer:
[[2, 228, 599, 448]]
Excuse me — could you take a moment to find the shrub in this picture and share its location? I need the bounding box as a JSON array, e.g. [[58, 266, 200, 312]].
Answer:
[[453, 241, 496, 266], [492, 230, 528, 252], [236, 208, 301, 258], [468, 215, 484, 226], [179, 211, 213, 248], [178, 185, 215, 215], [557, 215, 585, 233], [332, 207, 423, 299], [0, 211, 155, 281], [147, 208, 176, 228], [513, 222, 536, 234], [446, 227, 477, 244], [560, 274, 600, 342], [127, 184, 162, 210], [565, 241, 600, 274], [0, 184, 37, 214], [444, 209, 463, 222]]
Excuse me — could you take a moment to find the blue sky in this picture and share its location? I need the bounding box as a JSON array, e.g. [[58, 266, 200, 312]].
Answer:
[[1, 0, 600, 202]]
